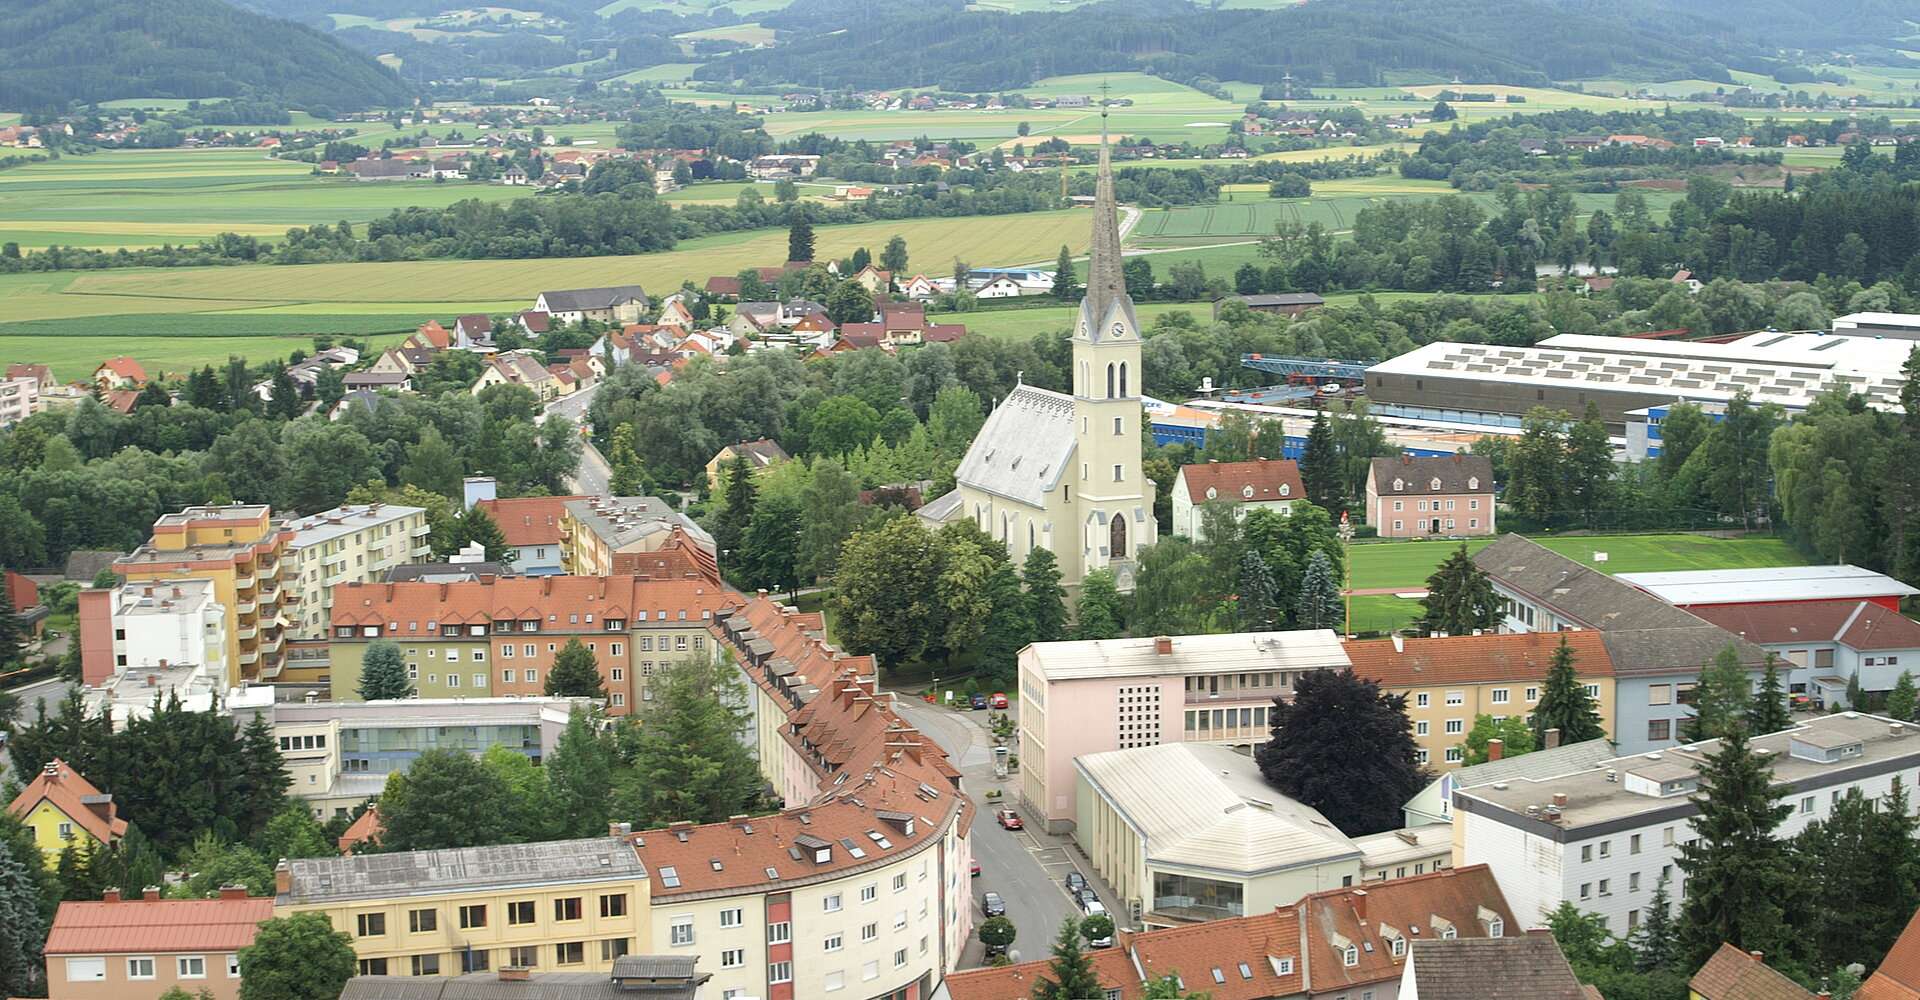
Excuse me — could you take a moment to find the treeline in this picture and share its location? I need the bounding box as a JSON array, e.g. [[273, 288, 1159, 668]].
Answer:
[[1400, 108, 1775, 189], [1694, 174, 1920, 285]]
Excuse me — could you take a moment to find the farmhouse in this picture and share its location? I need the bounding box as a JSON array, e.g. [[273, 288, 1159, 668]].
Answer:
[[534, 285, 650, 325]]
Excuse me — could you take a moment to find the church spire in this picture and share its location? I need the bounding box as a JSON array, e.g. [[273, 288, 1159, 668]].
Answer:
[[1084, 87, 1128, 325]]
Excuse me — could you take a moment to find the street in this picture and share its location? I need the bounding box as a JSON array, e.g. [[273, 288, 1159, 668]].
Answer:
[[890, 695, 1124, 968], [540, 381, 599, 427], [571, 438, 611, 495]]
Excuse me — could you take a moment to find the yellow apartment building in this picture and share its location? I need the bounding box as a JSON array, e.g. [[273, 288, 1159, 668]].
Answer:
[[560, 497, 715, 578], [116, 504, 290, 684], [282, 503, 431, 643]]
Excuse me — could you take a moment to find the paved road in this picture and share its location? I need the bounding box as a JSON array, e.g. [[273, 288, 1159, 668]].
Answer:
[[542, 381, 599, 428], [7, 675, 72, 720], [890, 695, 1117, 968], [571, 439, 611, 496]]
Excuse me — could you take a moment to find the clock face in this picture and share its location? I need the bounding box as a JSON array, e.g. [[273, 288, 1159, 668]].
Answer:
[[1110, 323, 1126, 339]]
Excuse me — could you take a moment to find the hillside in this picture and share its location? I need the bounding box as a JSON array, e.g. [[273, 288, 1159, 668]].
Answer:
[[0, 0, 412, 112]]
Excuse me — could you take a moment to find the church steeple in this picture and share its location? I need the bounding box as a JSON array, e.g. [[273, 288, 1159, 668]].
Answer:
[[1084, 96, 1129, 327]]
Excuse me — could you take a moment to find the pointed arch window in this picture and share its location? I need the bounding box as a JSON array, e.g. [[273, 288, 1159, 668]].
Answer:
[[1119, 362, 1128, 398], [1106, 363, 1116, 399]]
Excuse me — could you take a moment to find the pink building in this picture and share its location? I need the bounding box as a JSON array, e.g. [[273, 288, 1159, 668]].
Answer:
[[1015, 630, 1350, 833], [1363, 454, 1496, 538], [45, 888, 272, 1000]]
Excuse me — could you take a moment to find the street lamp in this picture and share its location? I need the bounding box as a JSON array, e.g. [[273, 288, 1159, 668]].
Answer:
[[1337, 510, 1355, 638]]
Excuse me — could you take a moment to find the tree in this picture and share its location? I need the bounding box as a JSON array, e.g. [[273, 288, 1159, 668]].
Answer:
[[1530, 635, 1605, 745], [607, 423, 652, 497], [1032, 916, 1102, 1000], [1022, 547, 1068, 644], [977, 916, 1016, 955], [1889, 671, 1919, 723], [1796, 780, 1920, 972], [1684, 645, 1752, 742], [457, 506, 510, 563], [832, 518, 943, 668], [173, 833, 274, 897], [1676, 725, 1801, 970], [711, 454, 759, 573], [1459, 714, 1536, 766], [233, 713, 292, 838], [797, 458, 864, 582], [377, 748, 518, 851], [0, 584, 22, 668], [880, 235, 909, 275], [1747, 657, 1793, 734], [1255, 669, 1424, 836], [257, 803, 332, 862], [826, 280, 875, 326], [1080, 913, 1114, 947], [617, 657, 763, 826], [1052, 245, 1078, 300], [356, 640, 413, 701], [976, 563, 1032, 685], [1074, 570, 1126, 640], [1564, 402, 1612, 517], [399, 425, 463, 499], [547, 709, 614, 840], [267, 367, 301, 421], [1237, 549, 1280, 632], [741, 491, 805, 594], [934, 530, 998, 664], [0, 839, 46, 999], [238, 912, 356, 1000], [315, 366, 345, 413], [1294, 549, 1342, 631], [1505, 407, 1567, 521], [545, 639, 606, 699], [1656, 402, 1710, 482], [1698, 391, 1779, 530], [1301, 410, 1343, 511], [1631, 873, 1679, 972], [787, 214, 815, 262], [1414, 543, 1499, 637]]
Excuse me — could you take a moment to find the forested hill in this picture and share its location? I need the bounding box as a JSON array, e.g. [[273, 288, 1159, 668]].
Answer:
[[697, 0, 1885, 91], [0, 0, 412, 112]]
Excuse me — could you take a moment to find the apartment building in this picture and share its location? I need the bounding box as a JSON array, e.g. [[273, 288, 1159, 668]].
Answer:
[[229, 697, 586, 820], [327, 574, 739, 712], [1456, 712, 1920, 937], [44, 888, 272, 1000], [1473, 534, 1768, 754], [1363, 455, 1496, 539], [284, 503, 431, 641], [109, 505, 292, 683], [1016, 631, 1351, 833], [561, 496, 717, 578], [85, 578, 229, 685], [1343, 632, 1616, 769], [1401, 738, 1616, 828], [0, 373, 41, 426], [470, 494, 585, 576], [277, 838, 652, 978], [1170, 458, 1306, 542]]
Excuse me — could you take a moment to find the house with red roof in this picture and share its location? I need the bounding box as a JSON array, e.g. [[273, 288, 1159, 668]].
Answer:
[[92, 356, 147, 390], [1858, 905, 1920, 999], [7, 758, 130, 867], [43, 888, 274, 1000], [1171, 457, 1305, 541], [405, 320, 452, 352], [471, 494, 588, 575]]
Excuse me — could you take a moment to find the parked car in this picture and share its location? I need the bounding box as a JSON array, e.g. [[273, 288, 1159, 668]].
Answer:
[[970, 859, 981, 877], [996, 809, 1023, 830], [1075, 887, 1099, 911], [983, 891, 1006, 917], [990, 692, 1009, 709], [1064, 871, 1087, 894], [969, 693, 989, 710], [1083, 901, 1114, 947]]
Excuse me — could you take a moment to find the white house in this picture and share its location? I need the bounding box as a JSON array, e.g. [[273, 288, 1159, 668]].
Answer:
[[1170, 458, 1304, 541]]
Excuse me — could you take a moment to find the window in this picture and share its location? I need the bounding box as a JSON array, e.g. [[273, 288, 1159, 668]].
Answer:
[[411, 954, 441, 976], [227, 955, 240, 978], [893, 873, 908, 892], [721, 950, 745, 969], [409, 908, 438, 933], [174, 956, 206, 979], [861, 883, 877, 903], [824, 892, 843, 912], [864, 961, 880, 981], [508, 947, 538, 969], [65, 957, 107, 983], [459, 905, 487, 929], [826, 970, 846, 992], [894, 948, 909, 968], [1444, 747, 1463, 763], [1663, 827, 1676, 846], [1599, 840, 1611, 858], [1444, 719, 1463, 735], [127, 958, 156, 980], [1491, 688, 1509, 704], [1390, 937, 1406, 957], [1489, 918, 1504, 938], [1416, 749, 1430, 764], [601, 939, 630, 962], [554, 897, 582, 921], [1581, 845, 1593, 863], [1630, 834, 1641, 854], [1598, 879, 1611, 897], [1630, 872, 1641, 891], [1584, 683, 1601, 699], [1648, 719, 1671, 742], [356, 913, 386, 937], [463, 950, 491, 973], [507, 901, 535, 926], [861, 922, 879, 942], [554, 942, 584, 966], [894, 909, 908, 929], [768, 921, 791, 944], [1801, 796, 1815, 814], [770, 962, 793, 984], [719, 907, 743, 928], [1445, 691, 1464, 706], [1580, 883, 1592, 900], [599, 893, 627, 919], [825, 933, 844, 952], [1342, 946, 1358, 968], [1114, 416, 1124, 435], [1525, 687, 1539, 702], [1416, 692, 1430, 708], [358, 959, 389, 976], [1416, 721, 1429, 736], [1113, 464, 1123, 482], [1648, 684, 1671, 706], [670, 918, 694, 946]]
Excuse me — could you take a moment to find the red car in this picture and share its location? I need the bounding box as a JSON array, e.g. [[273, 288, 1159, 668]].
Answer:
[[970, 859, 982, 877], [996, 809, 1023, 830], [990, 692, 1009, 709]]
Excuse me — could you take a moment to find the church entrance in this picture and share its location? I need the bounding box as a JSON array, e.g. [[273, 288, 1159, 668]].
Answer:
[[1110, 512, 1128, 559]]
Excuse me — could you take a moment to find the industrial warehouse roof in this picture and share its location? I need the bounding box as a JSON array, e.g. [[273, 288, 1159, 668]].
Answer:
[[1024, 629, 1350, 681], [1616, 564, 1919, 606], [1368, 332, 1912, 411], [1074, 742, 1359, 876]]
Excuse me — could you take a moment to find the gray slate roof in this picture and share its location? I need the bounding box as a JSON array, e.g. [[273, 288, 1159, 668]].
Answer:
[[341, 967, 708, 1000], [282, 837, 644, 904], [540, 285, 649, 313], [1368, 453, 1494, 495], [1472, 534, 1767, 677], [1445, 737, 1616, 790], [1407, 936, 1589, 1000], [953, 384, 1075, 508], [1235, 292, 1326, 307]]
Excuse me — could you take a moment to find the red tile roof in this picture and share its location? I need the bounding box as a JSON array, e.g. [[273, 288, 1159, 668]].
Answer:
[[412, 320, 452, 350], [330, 574, 738, 632], [6, 758, 129, 847], [103, 389, 140, 414], [6, 363, 53, 387], [1690, 943, 1817, 1000], [338, 805, 382, 855], [924, 323, 967, 343], [705, 276, 743, 297], [518, 310, 551, 333], [944, 948, 1143, 1000], [472, 495, 586, 547], [1689, 601, 1920, 652], [1298, 866, 1518, 993], [1343, 631, 1614, 687], [1861, 908, 1920, 1000], [1178, 458, 1304, 505], [45, 895, 274, 955], [95, 356, 147, 383]]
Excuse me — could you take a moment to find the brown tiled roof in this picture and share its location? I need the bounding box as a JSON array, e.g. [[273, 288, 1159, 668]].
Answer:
[[705, 276, 742, 297], [1299, 865, 1519, 992], [943, 948, 1143, 1000], [1690, 601, 1920, 652], [1343, 631, 1614, 687], [1179, 458, 1305, 505], [1689, 943, 1816, 1000], [1368, 453, 1494, 495], [720, 438, 790, 469], [6, 363, 53, 387], [924, 323, 967, 343], [1860, 908, 1920, 1000], [6, 758, 129, 847], [473, 495, 586, 547], [338, 805, 382, 854], [96, 356, 147, 382], [1406, 933, 1587, 1000], [330, 575, 737, 632], [518, 311, 551, 333], [103, 389, 140, 414], [45, 895, 273, 955]]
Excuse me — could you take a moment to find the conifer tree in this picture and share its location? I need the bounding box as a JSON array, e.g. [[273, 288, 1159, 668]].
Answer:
[[1631, 873, 1680, 972], [0, 839, 47, 999], [1797, 780, 1920, 971], [1301, 410, 1344, 512], [1676, 725, 1801, 970], [544, 639, 607, 700], [1684, 645, 1753, 741], [1414, 543, 1499, 637], [546, 710, 614, 840], [1530, 635, 1605, 745], [1237, 549, 1280, 632], [356, 641, 412, 701], [1889, 671, 1919, 723], [787, 214, 815, 263], [1747, 656, 1793, 734], [1052, 245, 1078, 300], [1032, 916, 1102, 1000], [1294, 548, 1342, 631], [711, 455, 757, 573], [1074, 570, 1126, 640], [0, 583, 22, 668], [1021, 548, 1068, 644], [457, 506, 510, 563]]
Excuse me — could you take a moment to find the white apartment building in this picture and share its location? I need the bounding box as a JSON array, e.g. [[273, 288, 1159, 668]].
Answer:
[[284, 503, 430, 640], [1456, 712, 1920, 937], [0, 375, 41, 426], [105, 579, 228, 680]]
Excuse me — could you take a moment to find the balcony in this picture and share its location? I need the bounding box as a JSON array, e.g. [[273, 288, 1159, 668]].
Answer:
[[260, 633, 284, 654], [412, 523, 432, 538], [411, 543, 432, 558], [238, 648, 260, 666], [235, 599, 256, 615], [236, 623, 258, 641], [233, 571, 255, 591]]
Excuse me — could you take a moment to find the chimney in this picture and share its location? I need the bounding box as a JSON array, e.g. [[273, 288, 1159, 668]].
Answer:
[[42, 760, 59, 778], [1488, 738, 1504, 761], [1351, 888, 1368, 920], [217, 885, 248, 900], [1154, 636, 1173, 655], [1749, 950, 1764, 962], [147, 675, 158, 688], [141, 887, 161, 901], [499, 966, 532, 982], [102, 889, 121, 903], [1545, 727, 1562, 749], [1551, 792, 1568, 807], [274, 861, 291, 896]]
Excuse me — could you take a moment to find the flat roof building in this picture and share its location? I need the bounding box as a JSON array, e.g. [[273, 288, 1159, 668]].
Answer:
[[283, 504, 431, 642], [1617, 564, 1918, 611], [1834, 311, 1920, 341]]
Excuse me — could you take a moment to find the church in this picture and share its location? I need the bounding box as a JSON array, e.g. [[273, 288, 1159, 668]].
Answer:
[[919, 112, 1157, 590]]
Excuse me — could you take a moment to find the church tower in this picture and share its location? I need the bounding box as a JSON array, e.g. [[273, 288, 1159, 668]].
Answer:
[[1071, 103, 1156, 585]]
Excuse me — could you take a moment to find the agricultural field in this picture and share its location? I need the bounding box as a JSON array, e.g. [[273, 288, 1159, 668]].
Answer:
[[674, 22, 776, 45], [957, 289, 1441, 341]]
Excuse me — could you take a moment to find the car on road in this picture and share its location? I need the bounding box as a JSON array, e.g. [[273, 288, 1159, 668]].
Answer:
[[1064, 871, 1087, 895], [969, 693, 989, 710], [970, 859, 981, 877], [990, 692, 1009, 709], [982, 891, 1006, 917], [996, 809, 1023, 830]]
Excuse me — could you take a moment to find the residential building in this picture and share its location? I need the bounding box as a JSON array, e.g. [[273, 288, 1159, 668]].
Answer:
[[408, 321, 453, 352], [705, 439, 792, 491], [472, 350, 561, 402], [6, 759, 128, 867], [453, 315, 493, 349], [1398, 934, 1588, 1000], [276, 838, 653, 978], [1858, 905, 1920, 999], [1343, 632, 1616, 769], [340, 956, 711, 1000], [1214, 293, 1326, 318], [284, 503, 432, 641], [561, 497, 717, 578], [850, 264, 893, 295], [1473, 534, 1769, 753], [1, 374, 42, 426], [535, 286, 651, 326], [230, 697, 586, 820], [1353, 826, 1453, 886], [83, 578, 228, 686], [1363, 455, 1496, 538], [472, 493, 586, 575], [920, 119, 1157, 591], [1401, 738, 1615, 828], [109, 504, 291, 683], [1458, 712, 1920, 936], [939, 907, 1297, 1000], [1687, 600, 1920, 707], [1073, 742, 1363, 927], [1017, 631, 1351, 833], [5, 362, 55, 390], [1619, 564, 1918, 612], [81, 660, 231, 727], [1171, 458, 1305, 541], [93, 356, 147, 390], [44, 888, 273, 1000], [327, 574, 739, 713], [1688, 943, 1816, 1000]]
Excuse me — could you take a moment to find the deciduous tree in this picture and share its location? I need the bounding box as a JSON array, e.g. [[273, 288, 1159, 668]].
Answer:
[[833, 517, 943, 668], [1460, 714, 1535, 766], [1022, 547, 1068, 644], [1256, 669, 1423, 836], [378, 748, 518, 851], [238, 912, 356, 1000], [1074, 570, 1126, 640]]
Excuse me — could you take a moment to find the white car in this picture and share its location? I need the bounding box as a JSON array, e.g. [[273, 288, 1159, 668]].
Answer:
[[1082, 900, 1113, 947]]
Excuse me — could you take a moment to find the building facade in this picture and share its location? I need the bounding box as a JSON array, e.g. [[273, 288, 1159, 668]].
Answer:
[[561, 497, 717, 578], [284, 504, 432, 641], [1687, 600, 1920, 707], [471, 494, 581, 576], [6, 760, 128, 867], [110, 505, 291, 684], [44, 889, 272, 1000], [0, 374, 41, 426], [1170, 459, 1305, 542], [92, 579, 229, 684], [1362, 455, 1495, 539]]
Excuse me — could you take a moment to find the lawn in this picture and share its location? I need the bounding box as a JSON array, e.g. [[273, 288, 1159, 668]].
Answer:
[[1346, 532, 1805, 592], [0, 330, 417, 383]]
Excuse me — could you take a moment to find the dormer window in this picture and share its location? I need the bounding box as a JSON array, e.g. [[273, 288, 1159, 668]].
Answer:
[[1279, 484, 1290, 497], [1242, 485, 1255, 499], [1468, 477, 1480, 490], [1343, 946, 1358, 967], [1391, 937, 1406, 957], [1393, 478, 1404, 491], [1431, 477, 1442, 491], [1206, 487, 1218, 500], [1441, 925, 1457, 940], [1489, 918, 1504, 938]]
